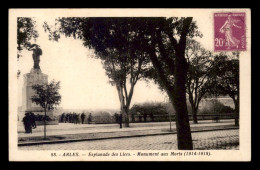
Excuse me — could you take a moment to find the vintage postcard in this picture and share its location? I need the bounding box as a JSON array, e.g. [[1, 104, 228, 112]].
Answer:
[[9, 8, 251, 161]]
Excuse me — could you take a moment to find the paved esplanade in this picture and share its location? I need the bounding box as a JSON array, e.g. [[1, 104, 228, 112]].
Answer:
[[18, 120, 239, 149], [19, 129, 239, 150], [18, 120, 234, 138]]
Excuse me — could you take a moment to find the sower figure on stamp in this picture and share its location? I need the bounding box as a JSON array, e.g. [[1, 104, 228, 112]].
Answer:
[[28, 44, 42, 69], [219, 15, 242, 49]]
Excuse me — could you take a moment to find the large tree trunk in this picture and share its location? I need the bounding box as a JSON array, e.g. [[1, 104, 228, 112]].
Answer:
[[116, 84, 130, 128], [231, 95, 239, 126], [44, 108, 47, 139], [147, 17, 193, 150], [171, 17, 193, 149], [234, 99, 239, 126], [191, 106, 198, 124], [172, 48, 193, 150], [123, 107, 130, 127], [168, 91, 193, 149], [124, 84, 135, 127], [148, 46, 193, 149]]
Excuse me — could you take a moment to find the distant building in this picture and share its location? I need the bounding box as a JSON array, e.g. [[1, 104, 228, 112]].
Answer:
[[165, 95, 234, 115], [200, 96, 235, 110]]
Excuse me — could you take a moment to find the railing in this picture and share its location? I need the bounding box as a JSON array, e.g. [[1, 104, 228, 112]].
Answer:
[[35, 120, 59, 125], [58, 113, 235, 124]]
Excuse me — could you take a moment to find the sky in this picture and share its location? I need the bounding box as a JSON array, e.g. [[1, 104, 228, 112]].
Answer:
[[17, 16, 217, 110], [18, 18, 169, 110]]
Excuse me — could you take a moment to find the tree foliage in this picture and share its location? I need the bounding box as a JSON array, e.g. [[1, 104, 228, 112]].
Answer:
[[45, 17, 200, 149], [45, 18, 154, 127], [31, 80, 61, 111], [185, 39, 213, 123], [17, 17, 38, 59], [43, 21, 61, 41], [31, 80, 61, 139], [210, 54, 239, 100], [17, 17, 39, 79], [130, 102, 168, 116], [209, 53, 239, 125]]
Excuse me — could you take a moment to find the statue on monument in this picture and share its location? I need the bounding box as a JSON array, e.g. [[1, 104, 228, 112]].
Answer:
[[28, 44, 42, 69]]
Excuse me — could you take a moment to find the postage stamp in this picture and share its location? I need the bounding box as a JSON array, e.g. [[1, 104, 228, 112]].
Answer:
[[214, 12, 246, 51]]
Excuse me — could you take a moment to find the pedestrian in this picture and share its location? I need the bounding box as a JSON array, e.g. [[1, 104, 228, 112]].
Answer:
[[60, 113, 65, 123], [65, 113, 68, 123], [81, 112, 86, 124], [69, 113, 72, 123], [29, 112, 37, 129], [119, 114, 122, 129], [23, 112, 32, 133], [22, 113, 29, 133], [76, 114, 80, 124], [73, 113, 76, 124], [88, 113, 92, 124]]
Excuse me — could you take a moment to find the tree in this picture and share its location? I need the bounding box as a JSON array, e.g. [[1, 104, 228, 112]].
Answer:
[[31, 80, 61, 139], [143, 18, 198, 149], [17, 17, 39, 78], [131, 18, 200, 149], [185, 39, 213, 123], [17, 17, 38, 59], [209, 53, 239, 126], [130, 102, 167, 116], [46, 17, 200, 149], [97, 48, 148, 127], [45, 18, 150, 127]]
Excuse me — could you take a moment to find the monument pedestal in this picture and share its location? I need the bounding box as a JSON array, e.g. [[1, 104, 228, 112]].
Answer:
[[19, 68, 53, 120]]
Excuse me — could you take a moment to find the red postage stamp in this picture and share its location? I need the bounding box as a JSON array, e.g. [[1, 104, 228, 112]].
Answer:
[[214, 12, 246, 51]]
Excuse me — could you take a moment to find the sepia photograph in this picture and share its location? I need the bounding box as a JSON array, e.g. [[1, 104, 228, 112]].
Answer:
[[8, 9, 251, 161]]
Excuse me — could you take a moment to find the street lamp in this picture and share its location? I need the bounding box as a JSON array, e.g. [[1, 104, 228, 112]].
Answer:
[[165, 96, 172, 131]]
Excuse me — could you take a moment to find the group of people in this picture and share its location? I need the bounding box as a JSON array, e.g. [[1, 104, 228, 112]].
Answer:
[[59, 112, 92, 124], [22, 112, 53, 133], [22, 112, 37, 133]]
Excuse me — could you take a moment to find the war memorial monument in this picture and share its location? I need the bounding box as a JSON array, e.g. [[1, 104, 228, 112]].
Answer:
[[18, 44, 54, 121]]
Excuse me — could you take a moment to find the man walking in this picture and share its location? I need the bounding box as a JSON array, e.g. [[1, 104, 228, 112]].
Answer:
[[81, 112, 86, 124]]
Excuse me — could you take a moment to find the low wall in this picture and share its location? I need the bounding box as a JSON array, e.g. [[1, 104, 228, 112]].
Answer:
[[35, 120, 59, 126], [58, 113, 235, 124], [126, 114, 234, 123]]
